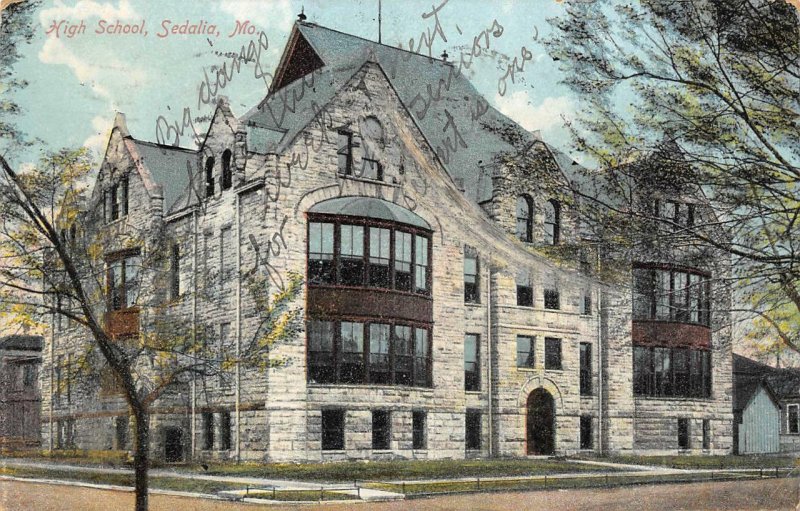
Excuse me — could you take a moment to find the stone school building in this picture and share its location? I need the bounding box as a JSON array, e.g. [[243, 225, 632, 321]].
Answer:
[[42, 20, 733, 462]]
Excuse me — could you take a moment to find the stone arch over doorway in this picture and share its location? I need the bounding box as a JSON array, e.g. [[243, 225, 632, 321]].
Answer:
[[518, 377, 563, 456], [526, 388, 556, 455]]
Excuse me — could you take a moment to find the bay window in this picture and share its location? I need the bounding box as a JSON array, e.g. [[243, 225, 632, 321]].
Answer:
[[307, 320, 431, 387], [107, 253, 140, 311], [633, 346, 711, 398], [633, 265, 711, 326], [307, 219, 431, 295]]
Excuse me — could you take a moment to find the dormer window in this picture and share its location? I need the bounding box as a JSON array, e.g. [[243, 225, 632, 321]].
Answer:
[[221, 149, 233, 191], [544, 199, 561, 245]]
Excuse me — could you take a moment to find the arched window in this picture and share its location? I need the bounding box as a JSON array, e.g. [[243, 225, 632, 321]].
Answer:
[[204, 156, 215, 197], [544, 199, 561, 245], [515, 195, 533, 242], [221, 149, 232, 190]]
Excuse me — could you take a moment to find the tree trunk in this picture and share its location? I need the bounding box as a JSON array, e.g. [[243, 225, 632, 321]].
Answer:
[[132, 407, 150, 511]]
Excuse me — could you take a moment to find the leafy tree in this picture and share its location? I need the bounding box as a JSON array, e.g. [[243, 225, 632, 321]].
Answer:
[[0, 147, 303, 511], [547, 0, 800, 353], [1, 0, 40, 151]]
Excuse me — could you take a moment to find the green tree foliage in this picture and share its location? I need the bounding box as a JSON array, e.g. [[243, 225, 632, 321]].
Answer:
[[547, 0, 800, 352]]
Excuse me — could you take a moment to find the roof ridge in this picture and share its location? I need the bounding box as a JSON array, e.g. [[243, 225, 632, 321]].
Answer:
[[133, 139, 197, 153], [298, 21, 450, 64]]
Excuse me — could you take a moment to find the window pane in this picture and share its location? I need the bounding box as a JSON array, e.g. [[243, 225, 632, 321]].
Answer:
[[308, 321, 334, 383], [465, 410, 481, 450], [414, 328, 430, 387], [340, 322, 364, 383], [673, 271, 689, 321], [516, 196, 532, 242], [340, 225, 364, 286], [124, 256, 140, 308], [369, 323, 391, 384], [412, 411, 426, 449], [545, 337, 562, 370], [394, 325, 413, 385], [517, 286, 533, 307], [369, 228, 391, 288], [516, 336, 534, 368], [655, 270, 670, 320], [544, 289, 560, 310], [415, 236, 429, 293], [633, 268, 654, 319], [464, 334, 480, 391], [309, 223, 335, 284], [321, 409, 345, 450], [372, 410, 391, 449], [395, 231, 412, 292]]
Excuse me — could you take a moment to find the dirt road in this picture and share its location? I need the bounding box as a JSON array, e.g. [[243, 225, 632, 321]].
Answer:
[[0, 476, 796, 510]]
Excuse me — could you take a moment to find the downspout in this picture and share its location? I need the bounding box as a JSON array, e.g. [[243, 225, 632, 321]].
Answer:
[[486, 263, 493, 457], [191, 209, 198, 459], [235, 193, 242, 462], [49, 310, 54, 452], [596, 250, 604, 455]]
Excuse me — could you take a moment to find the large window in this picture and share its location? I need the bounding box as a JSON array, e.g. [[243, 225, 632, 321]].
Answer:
[[580, 416, 593, 449], [544, 199, 560, 245], [205, 156, 215, 197], [580, 343, 592, 395], [516, 335, 534, 368], [633, 346, 712, 398], [221, 149, 233, 190], [788, 405, 799, 434], [678, 418, 690, 449], [307, 220, 431, 294], [203, 412, 214, 450], [464, 333, 480, 391], [516, 195, 533, 242], [372, 410, 391, 450], [633, 266, 711, 326], [307, 320, 431, 387], [464, 250, 479, 303], [412, 411, 426, 449], [465, 409, 481, 450], [517, 285, 533, 307], [545, 337, 562, 370], [107, 253, 140, 311], [321, 409, 345, 450], [337, 131, 353, 176]]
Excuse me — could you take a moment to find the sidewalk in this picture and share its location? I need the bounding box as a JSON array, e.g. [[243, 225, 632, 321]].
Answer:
[[0, 456, 789, 504]]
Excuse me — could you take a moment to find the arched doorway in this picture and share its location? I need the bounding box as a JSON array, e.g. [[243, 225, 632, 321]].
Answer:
[[527, 388, 555, 455]]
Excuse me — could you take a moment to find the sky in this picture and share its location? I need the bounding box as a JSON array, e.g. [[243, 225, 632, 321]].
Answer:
[[6, 0, 576, 169]]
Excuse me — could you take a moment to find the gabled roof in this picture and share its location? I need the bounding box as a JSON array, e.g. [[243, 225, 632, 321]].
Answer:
[[100, 113, 198, 215], [243, 22, 563, 203], [131, 140, 197, 213], [733, 377, 781, 412], [733, 353, 800, 400]]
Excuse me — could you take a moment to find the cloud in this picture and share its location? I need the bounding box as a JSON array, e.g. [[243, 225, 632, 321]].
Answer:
[[39, 0, 139, 23], [38, 2, 146, 103], [218, 0, 295, 33], [494, 91, 573, 133], [83, 115, 114, 157]]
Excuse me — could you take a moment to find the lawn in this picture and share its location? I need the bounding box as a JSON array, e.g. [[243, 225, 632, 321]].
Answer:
[[361, 470, 759, 496], [182, 457, 614, 482]]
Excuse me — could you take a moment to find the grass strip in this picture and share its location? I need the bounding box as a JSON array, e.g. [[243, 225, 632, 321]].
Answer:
[[187, 457, 613, 482]]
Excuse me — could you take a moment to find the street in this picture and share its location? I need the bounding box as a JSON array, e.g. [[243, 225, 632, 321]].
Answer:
[[0, 477, 797, 511]]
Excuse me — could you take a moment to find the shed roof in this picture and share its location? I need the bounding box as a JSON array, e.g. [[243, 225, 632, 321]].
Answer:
[[309, 196, 431, 230], [0, 335, 44, 352]]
